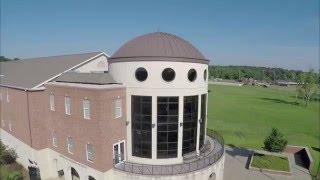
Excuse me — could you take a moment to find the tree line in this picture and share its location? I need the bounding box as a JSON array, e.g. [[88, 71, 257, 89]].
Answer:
[[209, 65, 319, 83], [0, 56, 19, 62]]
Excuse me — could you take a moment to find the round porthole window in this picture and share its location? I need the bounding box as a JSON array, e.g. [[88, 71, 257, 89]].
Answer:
[[135, 67, 148, 82], [162, 68, 175, 82], [204, 69, 207, 81], [188, 69, 197, 82]]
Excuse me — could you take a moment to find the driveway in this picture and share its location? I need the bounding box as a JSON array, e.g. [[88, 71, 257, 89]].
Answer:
[[223, 146, 311, 180]]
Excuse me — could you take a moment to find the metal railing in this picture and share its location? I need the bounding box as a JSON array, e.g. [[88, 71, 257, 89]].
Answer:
[[113, 130, 224, 175]]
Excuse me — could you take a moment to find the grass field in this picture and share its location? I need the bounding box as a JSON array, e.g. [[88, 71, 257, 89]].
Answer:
[[207, 84, 319, 176], [251, 153, 290, 172]]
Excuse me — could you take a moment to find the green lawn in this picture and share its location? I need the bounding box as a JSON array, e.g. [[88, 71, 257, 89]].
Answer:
[[251, 153, 290, 172], [207, 84, 319, 176]]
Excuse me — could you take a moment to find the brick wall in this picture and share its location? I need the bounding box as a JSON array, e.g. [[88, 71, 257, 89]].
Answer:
[[45, 84, 127, 172]]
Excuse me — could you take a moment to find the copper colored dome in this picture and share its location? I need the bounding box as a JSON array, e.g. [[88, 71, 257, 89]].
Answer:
[[109, 32, 209, 64]]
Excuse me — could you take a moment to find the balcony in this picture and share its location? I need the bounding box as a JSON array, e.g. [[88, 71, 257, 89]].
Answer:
[[113, 130, 224, 175]]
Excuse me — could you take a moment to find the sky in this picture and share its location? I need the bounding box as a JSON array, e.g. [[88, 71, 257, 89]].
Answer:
[[0, 0, 319, 71]]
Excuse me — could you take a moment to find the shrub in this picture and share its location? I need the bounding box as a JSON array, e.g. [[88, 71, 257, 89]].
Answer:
[[1, 148, 18, 164], [264, 128, 288, 152], [0, 139, 7, 165], [6, 171, 24, 180], [0, 139, 6, 154]]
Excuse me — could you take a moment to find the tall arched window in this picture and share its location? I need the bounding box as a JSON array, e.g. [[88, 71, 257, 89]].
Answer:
[[199, 94, 207, 148], [131, 96, 152, 158], [157, 97, 179, 158], [183, 95, 198, 154]]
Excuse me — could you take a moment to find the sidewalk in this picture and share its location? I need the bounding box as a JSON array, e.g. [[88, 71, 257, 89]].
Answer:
[[223, 146, 311, 180]]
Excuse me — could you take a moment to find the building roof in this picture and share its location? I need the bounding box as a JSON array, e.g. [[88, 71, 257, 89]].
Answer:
[[47, 81, 125, 90], [0, 52, 104, 90], [55, 72, 119, 85], [109, 32, 209, 64]]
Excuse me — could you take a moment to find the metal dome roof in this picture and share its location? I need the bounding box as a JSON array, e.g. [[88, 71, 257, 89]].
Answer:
[[109, 32, 209, 64]]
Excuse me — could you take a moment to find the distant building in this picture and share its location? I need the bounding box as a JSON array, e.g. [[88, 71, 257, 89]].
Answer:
[[241, 77, 257, 85], [276, 80, 298, 87], [0, 32, 225, 180]]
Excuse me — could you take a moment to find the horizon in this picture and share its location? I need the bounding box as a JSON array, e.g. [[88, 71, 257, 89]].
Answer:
[[0, 0, 319, 71]]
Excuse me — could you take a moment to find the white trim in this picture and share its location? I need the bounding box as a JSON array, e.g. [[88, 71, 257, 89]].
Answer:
[[32, 52, 110, 89]]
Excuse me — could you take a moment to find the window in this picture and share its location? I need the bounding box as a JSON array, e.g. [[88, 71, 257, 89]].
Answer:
[[8, 119, 12, 131], [188, 69, 197, 82], [131, 96, 152, 158], [52, 131, 58, 147], [204, 69, 207, 81], [86, 143, 95, 162], [83, 99, 90, 119], [71, 168, 79, 178], [113, 141, 125, 164], [115, 99, 122, 118], [135, 67, 148, 82], [65, 96, 71, 115], [162, 68, 175, 82], [50, 93, 55, 111], [88, 176, 96, 180], [6, 89, 9, 103], [183, 95, 198, 154], [67, 136, 74, 154], [157, 97, 179, 158], [199, 94, 207, 148], [1, 119, 5, 127]]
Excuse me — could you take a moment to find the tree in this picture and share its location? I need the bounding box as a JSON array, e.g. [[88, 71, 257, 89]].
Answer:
[[0, 56, 11, 62], [296, 69, 317, 106], [264, 128, 288, 152], [0, 139, 17, 165], [208, 65, 309, 83], [0, 56, 20, 62], [1, 148, 17, 164]]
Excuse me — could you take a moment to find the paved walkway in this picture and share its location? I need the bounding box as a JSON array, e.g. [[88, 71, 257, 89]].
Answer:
[[223, 146, 311, 180]]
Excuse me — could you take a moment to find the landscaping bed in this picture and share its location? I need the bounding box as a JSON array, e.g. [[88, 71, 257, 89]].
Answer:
[[0, 140, 29, 179], [0, 163, 29, 180], [249, 152, 291, 175]]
